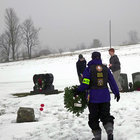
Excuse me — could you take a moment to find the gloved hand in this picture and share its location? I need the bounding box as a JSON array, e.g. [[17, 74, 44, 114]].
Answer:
[[114, 94, 120, 102], [73, 88, 81, 97]]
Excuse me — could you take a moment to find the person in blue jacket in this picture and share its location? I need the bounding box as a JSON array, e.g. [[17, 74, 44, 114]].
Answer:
[[76, 51, 120, 140]]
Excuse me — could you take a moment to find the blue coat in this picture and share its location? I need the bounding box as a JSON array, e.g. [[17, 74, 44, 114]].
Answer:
[[78, 59, 119, 103]]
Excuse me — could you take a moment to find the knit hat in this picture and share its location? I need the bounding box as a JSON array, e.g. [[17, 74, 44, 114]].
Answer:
[[92, 51, 101, 60], [79, 54, 83, 59]]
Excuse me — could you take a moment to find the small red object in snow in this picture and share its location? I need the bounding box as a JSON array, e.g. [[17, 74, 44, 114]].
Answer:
[[40, 108, 43, 111], [41, 104, 44, 107]]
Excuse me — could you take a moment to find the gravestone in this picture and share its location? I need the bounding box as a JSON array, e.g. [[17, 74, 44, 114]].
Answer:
[[31, 73, 58, 94], [132, 72, 140, 83], [119, 73, 129, 92], [17, 107, 35, 123], [132, 72, 140, 90]]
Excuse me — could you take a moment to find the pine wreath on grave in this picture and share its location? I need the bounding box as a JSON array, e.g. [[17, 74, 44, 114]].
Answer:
[[34, 77, 46, 91], [64, 85, 88, 117]]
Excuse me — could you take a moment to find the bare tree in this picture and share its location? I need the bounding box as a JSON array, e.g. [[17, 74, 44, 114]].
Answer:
[[91, 39, 102, 48], [128, 30, 139, 45], [58, 48, 64, 54], [5, 8, 21, 61], [0, 32, 11, 61], [21, 18, 40, 59]]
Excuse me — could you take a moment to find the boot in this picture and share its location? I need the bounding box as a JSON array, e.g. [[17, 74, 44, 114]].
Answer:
[[104, 122, 114, 140], [108, 133, 113, 140], [92, 129, 101, 140]]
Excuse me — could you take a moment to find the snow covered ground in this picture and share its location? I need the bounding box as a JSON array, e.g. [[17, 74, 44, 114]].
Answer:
[[0, 44, 140, 140]]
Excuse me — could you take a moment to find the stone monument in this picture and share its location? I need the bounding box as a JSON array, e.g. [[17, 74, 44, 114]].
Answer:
[[119, 73, 129, 92]]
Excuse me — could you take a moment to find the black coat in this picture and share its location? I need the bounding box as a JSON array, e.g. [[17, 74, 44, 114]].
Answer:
[[76, 59, 87, 76], [109, 54, 120, 72]]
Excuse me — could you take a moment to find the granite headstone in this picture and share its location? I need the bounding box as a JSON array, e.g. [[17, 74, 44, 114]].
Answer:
[[119, 73, 129, 92]]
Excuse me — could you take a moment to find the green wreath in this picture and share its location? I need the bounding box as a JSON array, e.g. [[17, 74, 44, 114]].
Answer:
[[35, 79, 46, 90], [64, 85, 88, 117]]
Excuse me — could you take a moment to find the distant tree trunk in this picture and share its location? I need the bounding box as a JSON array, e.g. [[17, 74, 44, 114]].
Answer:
[[0, 32, 11, 62], [29, 45, 32, 59], [27, 41, 30, 58], [5, 8, 21, 61], [21, 18, 40, 59]]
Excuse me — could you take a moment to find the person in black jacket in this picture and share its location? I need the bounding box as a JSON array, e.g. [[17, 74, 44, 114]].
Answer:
[[109, 48, 122, 91], [76, 54, 87, 84]]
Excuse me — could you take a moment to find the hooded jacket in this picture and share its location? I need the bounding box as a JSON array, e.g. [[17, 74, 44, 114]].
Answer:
[[78, 59, 119, 103]]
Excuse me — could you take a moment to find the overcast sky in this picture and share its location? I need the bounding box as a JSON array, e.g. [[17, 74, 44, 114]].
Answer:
[[0, 0, 140, 49]]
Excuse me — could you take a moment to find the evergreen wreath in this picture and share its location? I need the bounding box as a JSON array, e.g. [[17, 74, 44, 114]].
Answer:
[[35, 78, 46, 91], [64, 85, 87, 117]]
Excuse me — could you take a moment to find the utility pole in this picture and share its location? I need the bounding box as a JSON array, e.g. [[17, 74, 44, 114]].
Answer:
[[109, 20, 112, 48]]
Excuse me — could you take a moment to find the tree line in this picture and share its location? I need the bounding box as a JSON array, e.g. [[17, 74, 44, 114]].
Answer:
[[0, 8, 106, 62], [0, 8, 40, 62]]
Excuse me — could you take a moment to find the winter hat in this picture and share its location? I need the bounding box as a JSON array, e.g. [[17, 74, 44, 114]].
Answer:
[[79, 54, 83, 59], [108, 48, 115, 52], [92, 51, 101, 60]]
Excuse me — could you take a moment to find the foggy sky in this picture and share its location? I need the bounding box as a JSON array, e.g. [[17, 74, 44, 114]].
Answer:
[[0, 0, 140, 50]]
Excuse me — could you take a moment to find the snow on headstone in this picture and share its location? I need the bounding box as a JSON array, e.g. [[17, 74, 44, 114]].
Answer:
[[119, 73, 129, 92], [16, 107, 35, 123]]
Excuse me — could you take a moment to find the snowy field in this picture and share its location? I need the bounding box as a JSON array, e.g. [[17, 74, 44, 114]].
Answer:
[[0, 45, 140, 140]]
